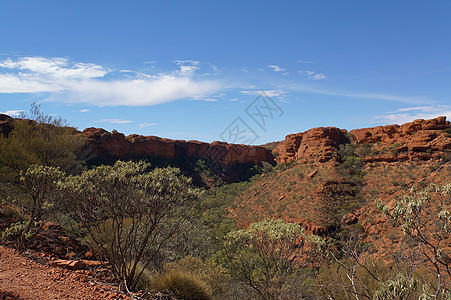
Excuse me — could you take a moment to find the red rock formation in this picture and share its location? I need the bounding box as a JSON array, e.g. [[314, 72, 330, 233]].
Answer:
[[274, 117, 451, 164], [82, 127, 274, 167], [350, 116, 449, 144], [350, 116, 451, 162], [274, 127, 348, 164]]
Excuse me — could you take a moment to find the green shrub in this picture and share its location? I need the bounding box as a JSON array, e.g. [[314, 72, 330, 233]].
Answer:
[[150, 270, 212, 300], [2, 220, 36, 241], [126, 262, 152, 292], [316, 258, 394, 299], [163, 256, 230, 298]]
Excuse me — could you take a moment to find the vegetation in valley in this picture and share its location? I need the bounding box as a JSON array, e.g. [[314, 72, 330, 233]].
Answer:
[[2, 108, 451, 299]]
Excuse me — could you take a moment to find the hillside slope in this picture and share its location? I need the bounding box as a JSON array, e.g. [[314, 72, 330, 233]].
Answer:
[[229, 117, 451, 239]]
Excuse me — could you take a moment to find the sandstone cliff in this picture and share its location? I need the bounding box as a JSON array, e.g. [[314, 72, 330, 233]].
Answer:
[[82, 127, 274, 167], [274, 126, 348, 164], [274, 116, 451, 164]]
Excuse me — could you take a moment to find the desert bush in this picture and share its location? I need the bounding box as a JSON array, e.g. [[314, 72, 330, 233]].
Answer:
[[150, 270, 212, 300], [2, 220, 36, 241], [316, 254, 396, 299], [376, 183, 451, 297], [221, 219, 314, 300], [60, 160, 201, 291], [0, 103, 85, 177], [0, 104, 84, 248], [311, 234, 424, 299], [163, 256, 231, 298], [1, 164, 65, 250]]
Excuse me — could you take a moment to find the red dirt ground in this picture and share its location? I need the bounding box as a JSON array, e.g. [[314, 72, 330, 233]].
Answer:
[[0, 246, 130, 300]]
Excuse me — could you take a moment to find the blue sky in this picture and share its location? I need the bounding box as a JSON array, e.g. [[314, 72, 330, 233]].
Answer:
[[0, 1, 450, 144]]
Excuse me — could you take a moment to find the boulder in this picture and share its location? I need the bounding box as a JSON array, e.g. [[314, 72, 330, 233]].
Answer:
[[274, 127, 348, 164]]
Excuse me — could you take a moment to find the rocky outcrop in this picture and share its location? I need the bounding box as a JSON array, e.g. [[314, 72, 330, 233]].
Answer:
[[350, 116, 451, 162], [82, 128, 274, 167], [350, 116, 450, 144], [274, 127, 348, 164], [274, 117, 451, 164]]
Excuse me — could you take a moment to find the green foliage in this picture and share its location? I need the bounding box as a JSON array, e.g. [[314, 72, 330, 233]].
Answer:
[[2, 164, 64, 250], [376, 183, 451, 297], [221, 219, 310, 300], [373, 273, 417, 300], [0, 103, 85, 247], [317, 258, 394, 300], [60, 160, 201, 291], [2, 220, 36, 240], [200, 180, 254, 242], [253, 161, 275, 175], [337, 143, 364, 182], [0, 103, 85, 176], [163, 256, 231, 299], [150, 270, 212, 300]]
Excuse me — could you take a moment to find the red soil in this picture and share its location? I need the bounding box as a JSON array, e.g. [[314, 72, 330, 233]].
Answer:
[[0, 246, 130, 300]]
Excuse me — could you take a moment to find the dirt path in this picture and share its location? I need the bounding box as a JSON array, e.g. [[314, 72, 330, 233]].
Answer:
[[0, 246, 130, 300]]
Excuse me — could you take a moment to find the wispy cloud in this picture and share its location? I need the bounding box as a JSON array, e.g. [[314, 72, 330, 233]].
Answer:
[[173, 60, 200, 66], [241, 89, 286, 97], [79, 109, 89, 113], [310, 73, 327, 80], [299, 70, 327, 80], [178, 65, 199, 76], [0, 57, 108, 79], [0, 56, 222, 106], [287, 84, 427, 104], [297, 60, 313, 64], [268, 65, 286, 72], [0, 110, 23, 117], [97, 119, 132, 124], [139, 122, 157, 128], [144, 60, 157, 67], [374, 105, 451, 124]]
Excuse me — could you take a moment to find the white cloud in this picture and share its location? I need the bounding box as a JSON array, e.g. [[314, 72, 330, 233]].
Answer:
[[178, 65, 199, 75], [139, 122, 157, 128], [297, 60, 313, 64], [0, 57, 108, 79], [241, 89, 286, 97], [144, 60, 157, 67], [310, 73, 327, 80], [0, 110, 23, 117], [397, 105, 450, 113], [287, 84, 426, 104], [299, 70, 327, 80], [173, 60, 200, 66], [0, 56, 222, 106], [374, 105, 451, 124], [97, 119, 132, 124], [0, 74, 60, 93], [79, 109, 90, 113], [268, 65, 286, 72]]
